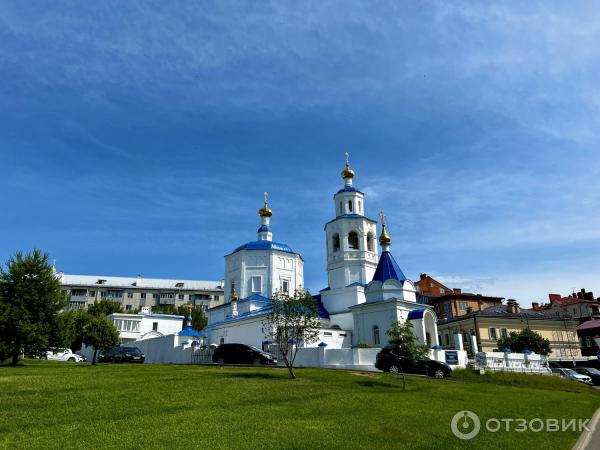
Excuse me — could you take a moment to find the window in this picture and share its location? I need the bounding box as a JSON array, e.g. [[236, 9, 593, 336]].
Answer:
[[489, 328, 497, 340], [280, 279, 289, 293], [348, 200, 353, 212], [585, 336, 593, 347], [160, 293, 174, 299], [444, 303, 452, 313], [153, 293, 159, 300], [348, 231, 359, 250], [339, 201, 342, 214], [458, 301, 468, 310], [152, 322, 158, 331], [126, 305, 132, 311], [332, 233, 340, 252], [323, 332, 333, 336], [127, 292, 133, 299], [178, 294, 184, 300], [444, 334, 450, 346], [100, 291, 107, 298], [500, 328, 508, 338], [141, 293, 146, 299], [366, 232, 374, 252], [372, 325, 380, 345], [358, 200, 362, 213], [339, 332, 347, 337], [89, 291, 95, 297], [107, 290, 123, 299], [440, 288, 445, 294], [71, 289, 87, 297], [251, 276, 262, 293]]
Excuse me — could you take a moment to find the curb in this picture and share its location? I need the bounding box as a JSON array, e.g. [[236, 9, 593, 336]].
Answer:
[[573, 407, 600, 450]]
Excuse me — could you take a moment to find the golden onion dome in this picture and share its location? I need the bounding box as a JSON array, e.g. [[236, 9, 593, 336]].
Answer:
[[379, 225, 391, 246], [259, 191, 272, 217], [341, 151, 355, 179], [379, 211, 391, 246]]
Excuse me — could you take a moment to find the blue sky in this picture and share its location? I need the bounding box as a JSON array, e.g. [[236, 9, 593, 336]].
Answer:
[[2, 1, 600, 305]]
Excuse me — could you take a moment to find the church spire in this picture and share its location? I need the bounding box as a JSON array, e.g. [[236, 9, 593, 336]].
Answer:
[[379, 211, 391, 252], [341, 152, 355, 187], [257, 192, 273, 241]]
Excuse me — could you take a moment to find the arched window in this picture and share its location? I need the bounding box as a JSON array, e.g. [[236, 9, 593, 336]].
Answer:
[[358, 200, 362, 213], [373, 325, 380, 345], [332, 234, 340, 252], [366, 232, 374, 252], [339, 202, 342, 214], [348, 200, 353, 212], [348, 231, 359, 250]]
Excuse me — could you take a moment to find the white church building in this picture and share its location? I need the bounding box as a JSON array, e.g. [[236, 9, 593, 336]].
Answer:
[[204, 156, 439, 350]]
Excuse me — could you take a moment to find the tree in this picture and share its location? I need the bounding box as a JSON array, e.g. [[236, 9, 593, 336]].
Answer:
[[262, 290, 321, 379], [0, 250, 66, 365], [386, 320, 429, 362], [87, 299, 123, 317], [50, 310, 89, 351], [154, 304, 208, 330], [496, 328, 551, 355], [82, 315, 119, 365]]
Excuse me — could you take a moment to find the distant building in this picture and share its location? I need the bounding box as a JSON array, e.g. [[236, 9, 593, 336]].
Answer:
[[576, 320, 600, 357], [58, 274, 224, 312], [532, 289, 600, 322], [437, 300, 581, 358], [415, 273, 503, 318], [109, 310, 185, 343]]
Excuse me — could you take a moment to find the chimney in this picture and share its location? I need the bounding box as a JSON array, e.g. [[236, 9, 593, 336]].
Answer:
[[136, 275, 143, 287], [506, 299, 520, 314], [453, 288, 462, 295], [548, 294, 561, 304], [420, 273, 427, 280], [532, 302, 540, 311]]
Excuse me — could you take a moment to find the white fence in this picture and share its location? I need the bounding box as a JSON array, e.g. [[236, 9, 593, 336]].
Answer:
[[475, 351, 551, 374]]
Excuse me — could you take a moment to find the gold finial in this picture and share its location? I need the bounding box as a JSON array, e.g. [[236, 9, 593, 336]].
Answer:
[[341, 152, 355, 179], [229, 282, 238, 302], [258, 191, 273, 217], [379, 210, 391, 246], [51, 259, 57, 273]]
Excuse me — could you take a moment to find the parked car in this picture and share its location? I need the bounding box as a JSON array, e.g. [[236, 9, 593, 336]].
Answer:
[[98, 346, 145, 363], [552, 367, 591, 384], [574, 367, 600, 386], [212, 343, 278, 365], [375, 348, 452, 378], [44, 348, 86, 362]]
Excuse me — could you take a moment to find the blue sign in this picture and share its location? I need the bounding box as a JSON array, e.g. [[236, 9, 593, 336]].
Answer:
[[445, 351, 459, 365]]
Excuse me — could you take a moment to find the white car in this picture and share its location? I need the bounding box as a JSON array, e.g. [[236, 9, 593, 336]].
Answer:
[[553, 367, 591, 384], [45, 348, 86, 362]]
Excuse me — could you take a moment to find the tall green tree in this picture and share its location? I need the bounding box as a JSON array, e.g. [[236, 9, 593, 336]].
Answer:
[[50, 310, 89, 351], [87, 299, 123, 317], [82, 315, 119, 365], [386, 320, 429, 362], [262, 290, 321, 379], [496, 328, 551, 355], [0, 250, 66, 365], [154, 304, 208, 330]]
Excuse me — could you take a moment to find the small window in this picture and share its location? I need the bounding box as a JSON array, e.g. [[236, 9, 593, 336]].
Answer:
[[152, 322, 158, 331], [339, 332, 347, 337], [332, 234, 340, 252], [280, 279, 289, 293], [88, 291, 95, 297], [252, 276, 262, 293], [373, 325, 380, 345], [489, 328, 497, 340], [500, 328, 508, 338], [140, 293, 146, 299], [127, 292, 133, 298], [585, 336, 593, 347], [126, 305, 132, 311], [178, 294, 184, 300], [440, 288, 445, 294], [153, 293, 159, 300], [444, 334, 450, 346], [323, 332, 333, 336], [339, 201, 343, 214], [348, 201, 353, 212], [358, 200, 362, 213], [348, 231, 359, 250]]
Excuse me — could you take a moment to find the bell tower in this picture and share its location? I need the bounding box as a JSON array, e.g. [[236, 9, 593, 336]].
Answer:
[[320, 154, 378, 326]]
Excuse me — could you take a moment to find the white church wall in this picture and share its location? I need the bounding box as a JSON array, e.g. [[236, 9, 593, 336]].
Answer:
[[206, 316, 267, 348], [321, 287, 366, 320], [293, 347, 380, 371]]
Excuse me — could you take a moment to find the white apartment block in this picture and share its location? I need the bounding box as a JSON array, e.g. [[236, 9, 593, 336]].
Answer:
[[59, 274, 224, 312]]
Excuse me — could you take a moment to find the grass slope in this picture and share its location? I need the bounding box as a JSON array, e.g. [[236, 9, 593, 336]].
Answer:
[[1, 361, 599, 449]]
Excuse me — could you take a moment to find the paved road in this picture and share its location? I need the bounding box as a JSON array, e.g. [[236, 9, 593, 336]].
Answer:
[[573, 407, 600, 450]]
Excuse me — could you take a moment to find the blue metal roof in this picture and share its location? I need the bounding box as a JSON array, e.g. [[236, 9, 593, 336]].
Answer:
[[407, 309, 425, 321], [313, 295, 330, 319], [372, 251, 407, 284], [178, 326, 206, 338], [335, 186, 364, 194], [229, 240, 297, 255]]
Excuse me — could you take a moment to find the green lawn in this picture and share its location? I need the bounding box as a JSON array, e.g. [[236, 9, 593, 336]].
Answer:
[[1, 361, 599, 449]]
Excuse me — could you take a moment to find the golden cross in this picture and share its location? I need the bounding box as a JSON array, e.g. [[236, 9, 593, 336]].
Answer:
[[380, 211, 386, 226], [263, 191, 268, 206], [345, 152, 350, 166]]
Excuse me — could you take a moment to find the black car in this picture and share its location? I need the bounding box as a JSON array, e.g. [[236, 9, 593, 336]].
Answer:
[[212, 343, 278, 365], [375, 348, 452, 378], [98, 346, 145, 363], [574, 367, 600, 386]]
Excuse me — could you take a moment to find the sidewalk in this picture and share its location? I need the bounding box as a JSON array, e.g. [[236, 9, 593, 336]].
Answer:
[[573, 407, 600, 450]]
